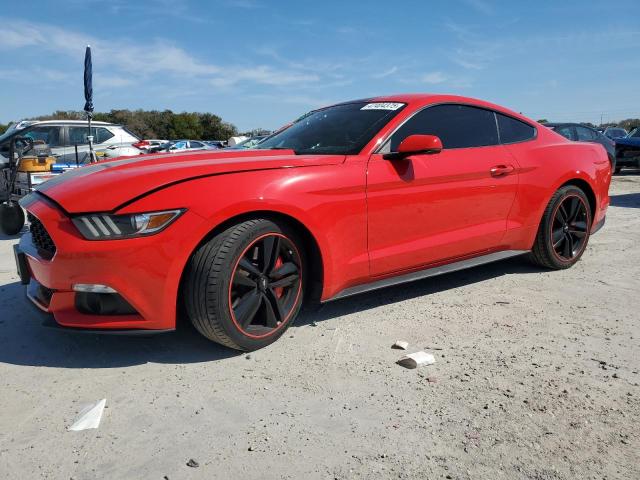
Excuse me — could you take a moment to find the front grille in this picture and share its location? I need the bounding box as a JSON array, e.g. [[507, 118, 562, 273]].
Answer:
[[28, 212, 56, 259]]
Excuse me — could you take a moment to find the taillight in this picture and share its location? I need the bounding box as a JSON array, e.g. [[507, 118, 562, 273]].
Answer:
[[132, 140, 149, 149]]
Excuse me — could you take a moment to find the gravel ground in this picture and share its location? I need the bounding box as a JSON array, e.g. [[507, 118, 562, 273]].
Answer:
[[0, 174, 638, 480]]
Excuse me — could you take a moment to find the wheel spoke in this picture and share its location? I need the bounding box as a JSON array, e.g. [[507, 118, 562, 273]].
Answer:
[[570, 220, 587, 231], [270, 273, 299, 288], [568, 229, 587, 238], [552, 228, 565, 248], [567, 197, 580, 222], [269, 262, 298, 279], [233, 270, 257, 288], [557, 204, 568, 223], [239, 258, 261, 277], [563, 233, 573, 258], [263, 289, 284, 327], [234, 289, 262, 328], [261, 236, 280, 273]]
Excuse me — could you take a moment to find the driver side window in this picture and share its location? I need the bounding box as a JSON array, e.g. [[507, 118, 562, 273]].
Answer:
[[388, 104, 499, 151]]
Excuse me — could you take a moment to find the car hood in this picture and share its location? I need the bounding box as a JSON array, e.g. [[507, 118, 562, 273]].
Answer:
[[33, 149, 345, 213], [616, 137, 640, 147]]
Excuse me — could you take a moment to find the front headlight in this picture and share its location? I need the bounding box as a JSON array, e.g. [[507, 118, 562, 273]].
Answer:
[[71, 209, 185, 240]]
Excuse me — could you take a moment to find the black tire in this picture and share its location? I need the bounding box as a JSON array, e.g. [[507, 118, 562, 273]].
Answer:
[[529, 185, 592, 270], [0, 202, 25, 236], [184, 219, 306, 351]]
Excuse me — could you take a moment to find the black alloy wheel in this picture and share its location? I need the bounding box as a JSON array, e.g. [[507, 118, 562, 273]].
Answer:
[[530, 185, 592, 270], [185, 218, 306, 351], [550, 195, 589, 261], [229, 233, 302, 337]]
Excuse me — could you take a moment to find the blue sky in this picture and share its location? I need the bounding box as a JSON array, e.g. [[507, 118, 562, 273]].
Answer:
[[1, 0, 639, 131]]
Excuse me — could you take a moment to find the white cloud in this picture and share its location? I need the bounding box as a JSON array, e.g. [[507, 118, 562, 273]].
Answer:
[[452, 56, 485, 70], [0, 19, 325, 89], [223, 0, 261, 8], [211, 66, 319, 87], [95, 76, 134, 88], [463, 0, 494, 15], [372, 66, 398, 79], [422, 71, 448, 84]]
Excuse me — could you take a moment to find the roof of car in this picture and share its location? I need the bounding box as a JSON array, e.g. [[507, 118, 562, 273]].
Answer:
[[15, 119, 119, 127], [544, 122, 597, 129], [331, 93, 534, 123]]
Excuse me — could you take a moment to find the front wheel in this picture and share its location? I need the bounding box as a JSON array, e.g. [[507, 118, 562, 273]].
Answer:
[[184, 219, 305, 351], [530, 185, 592, 269]]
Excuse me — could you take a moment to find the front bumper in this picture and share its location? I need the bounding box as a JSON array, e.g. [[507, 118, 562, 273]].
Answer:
[[17, 195, 197, 332]]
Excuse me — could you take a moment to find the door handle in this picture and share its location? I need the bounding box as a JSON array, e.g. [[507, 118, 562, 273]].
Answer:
[[490, 164, 515, 177]]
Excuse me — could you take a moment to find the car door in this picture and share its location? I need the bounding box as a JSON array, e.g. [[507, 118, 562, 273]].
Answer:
[[366, 104, 519, 276]]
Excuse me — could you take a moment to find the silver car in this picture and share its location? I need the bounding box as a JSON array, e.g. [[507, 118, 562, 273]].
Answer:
[[0, 119, 140, 167]]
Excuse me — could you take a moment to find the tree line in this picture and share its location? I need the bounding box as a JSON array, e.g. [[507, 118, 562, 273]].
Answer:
[[537, 118, 640, 131], [0, 109, 240, 141]]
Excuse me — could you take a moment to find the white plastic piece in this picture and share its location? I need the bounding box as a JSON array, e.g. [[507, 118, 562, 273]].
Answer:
[[397, 351, 435, 369], [68, 399, 106, 431], [392, 340, 409, 350]]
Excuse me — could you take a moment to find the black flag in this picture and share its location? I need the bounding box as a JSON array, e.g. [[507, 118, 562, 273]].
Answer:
[[83, 45, 93, 113]]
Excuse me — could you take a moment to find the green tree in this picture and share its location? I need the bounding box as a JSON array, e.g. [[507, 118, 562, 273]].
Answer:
[[619, 118, 640, 132]]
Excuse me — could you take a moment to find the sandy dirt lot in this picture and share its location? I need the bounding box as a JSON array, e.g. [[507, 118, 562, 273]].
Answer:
[[0, 174, 638, 480]]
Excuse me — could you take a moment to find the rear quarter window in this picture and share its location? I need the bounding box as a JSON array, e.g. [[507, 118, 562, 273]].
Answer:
[[496, 113, 536, 144]]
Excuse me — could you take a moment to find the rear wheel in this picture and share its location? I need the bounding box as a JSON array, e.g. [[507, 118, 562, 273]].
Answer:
[[184, 219, 305, 351], [530, 185, 591, 269]]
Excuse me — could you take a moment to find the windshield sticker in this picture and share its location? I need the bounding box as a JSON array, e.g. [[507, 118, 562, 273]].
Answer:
[[361, 102, 404, 111]]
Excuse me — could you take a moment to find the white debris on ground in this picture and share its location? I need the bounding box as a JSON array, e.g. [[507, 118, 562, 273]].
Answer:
[[68, 399, 106, 431], [397, 351, 436, 369], [392, 340, 409, 350]]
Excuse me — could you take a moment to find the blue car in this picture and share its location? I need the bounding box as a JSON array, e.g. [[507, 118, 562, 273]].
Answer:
[[615, 127, 640, 172]]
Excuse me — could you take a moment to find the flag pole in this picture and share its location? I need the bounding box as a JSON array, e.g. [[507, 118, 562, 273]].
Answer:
[[83, 45, 97, 163]]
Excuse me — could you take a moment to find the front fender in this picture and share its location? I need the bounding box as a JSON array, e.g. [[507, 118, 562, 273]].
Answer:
[[117, 162, 369, 307]]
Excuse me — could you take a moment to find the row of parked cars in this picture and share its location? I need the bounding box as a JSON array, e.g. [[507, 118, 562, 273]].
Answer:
[[544, 122, 640, 173], [0, 120, 269, 169]]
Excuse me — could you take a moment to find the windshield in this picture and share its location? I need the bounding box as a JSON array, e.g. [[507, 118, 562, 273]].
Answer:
[[258, 102, 406, 155], [0, 124, 22, 144], [630, 128, 640, 138], [606, 128, 626, 137], [234, 136, 267, 149]]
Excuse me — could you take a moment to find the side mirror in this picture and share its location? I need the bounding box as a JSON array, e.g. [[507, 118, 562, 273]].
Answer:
[[383, 134, 443, 160]]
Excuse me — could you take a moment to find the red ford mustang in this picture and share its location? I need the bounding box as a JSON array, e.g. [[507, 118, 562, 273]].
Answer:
[[15, 94, 611, 350]]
